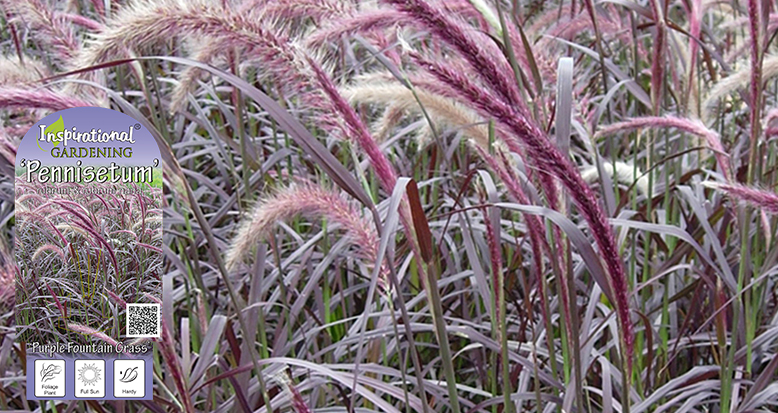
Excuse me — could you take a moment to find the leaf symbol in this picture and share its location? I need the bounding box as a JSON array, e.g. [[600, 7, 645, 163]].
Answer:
[[38, 115, 65, 151], [119, 366, 138, 382]]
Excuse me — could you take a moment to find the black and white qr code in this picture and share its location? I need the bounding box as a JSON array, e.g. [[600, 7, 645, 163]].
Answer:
[[126, 303, 161, 337]]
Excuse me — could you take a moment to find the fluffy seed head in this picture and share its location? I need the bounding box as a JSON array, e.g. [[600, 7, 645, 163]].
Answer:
[[704, 182, 778, 214], [67, 323, 119, 346], [595, 116, 731, 180], [225, 182, 386, 288]]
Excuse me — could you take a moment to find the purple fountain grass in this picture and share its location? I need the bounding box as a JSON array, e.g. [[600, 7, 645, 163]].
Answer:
[[146, 288, 189, 397], [111, 230, 138, 240], [0, 248, 14, 307], [482, 199, 504, 322], [32, 244, 65, 262], [225, 182, 387, 288], [306, 9, 407, 47], [44, 281, 66, 319], [687, 0, 703, 100], [137, 242, 163, 254], [440, 0, 492, 30], [410, 50, 635, 371], [398, 55, 562, 213], [2, 0, 80, 62], [478, 146, 567, 337], [526, 4, 579, 36], [747, 0, 763, 182], [706, 182, 778, 214], [649, 0, 666, 113], [539, 16, 644, 75], [256, 0, 352, 21], [305, 57, 399, 192], [156, 311, 194, 413], [72, 0, 319, 102], [302, 55, 434, 291], [17, 192, 46, 206], [595, 115, 732, 180], [53, 200, 95, 230], [60, 13, 103, 31], [85, 0, 374, 144], [476, 146, 551, 303], [546, 14, 623, 42], [748, 0, 762, 114], [0, 56, 49, 86], [15, 209, 58, 237], [0, 87, 94, 111], [276, 374, 313, 413], [382, 0, 524, 112], [105, 288, 128, 308], [67, 323, 119, 346], [70, 221, 119, 275], [169, 41, 228, 112], [380, 0, 563, 211]]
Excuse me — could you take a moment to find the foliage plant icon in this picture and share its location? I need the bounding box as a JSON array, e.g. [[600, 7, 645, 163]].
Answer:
[[39, 363, 62, 382]]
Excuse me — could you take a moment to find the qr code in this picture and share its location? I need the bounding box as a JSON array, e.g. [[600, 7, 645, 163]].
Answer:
[[126, 303, 161, 337]]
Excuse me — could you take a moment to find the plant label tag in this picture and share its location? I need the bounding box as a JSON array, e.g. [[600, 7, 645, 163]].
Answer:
[[16, 107, 161, 401]]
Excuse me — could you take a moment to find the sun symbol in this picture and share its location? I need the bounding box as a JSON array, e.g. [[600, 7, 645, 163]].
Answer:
[[78, 363, 101, 386]]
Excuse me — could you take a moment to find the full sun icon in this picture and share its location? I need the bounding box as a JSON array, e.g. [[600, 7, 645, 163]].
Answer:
[[77, 363, 101, 386]]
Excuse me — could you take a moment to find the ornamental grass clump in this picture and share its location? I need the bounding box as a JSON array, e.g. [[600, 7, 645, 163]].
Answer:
[[1, 0, 778, 412]]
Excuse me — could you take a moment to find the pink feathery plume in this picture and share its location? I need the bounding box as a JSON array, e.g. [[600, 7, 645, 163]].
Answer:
[[225, 182, 388, 289], [258, 0, 351, 21], [67, 323, 119, 346], [595, 116, 731, 180], [60, 13, 103, 31], [687, 0, 703, 96], [306, 9, 407, 47], [0, 88, 94, 111], [382, 0, 523, 111], [305, 57, 398, 192], [747, 0, 764, 154], [3, 0, 80, 61], [708, 183, 778, 214], [478, 147, 567, 334]]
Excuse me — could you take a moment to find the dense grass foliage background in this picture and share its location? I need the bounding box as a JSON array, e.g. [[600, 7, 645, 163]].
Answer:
[[14, 178, 162, 345], [1, 0, 777, 412]]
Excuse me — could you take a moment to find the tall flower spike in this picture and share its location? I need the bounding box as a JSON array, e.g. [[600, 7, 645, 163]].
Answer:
[[304, 56, 399, 192], [410, 49, 635, 372]]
